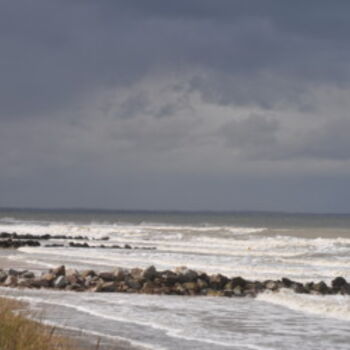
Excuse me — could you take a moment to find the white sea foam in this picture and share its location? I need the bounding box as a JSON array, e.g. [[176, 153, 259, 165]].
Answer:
[[257, 289, 350, 321]]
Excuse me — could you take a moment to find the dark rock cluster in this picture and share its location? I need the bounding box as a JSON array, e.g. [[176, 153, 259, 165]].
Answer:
[[66, 242, 155, 250], [0, 232, 95, 240], [1, 265, 349, 297], [0, 239, 40, 248], [0, 232, 155, 250]]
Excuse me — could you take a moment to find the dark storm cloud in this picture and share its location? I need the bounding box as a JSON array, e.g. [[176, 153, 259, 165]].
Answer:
[[1, 1, 350, 211], [1, 0, 350, 118]]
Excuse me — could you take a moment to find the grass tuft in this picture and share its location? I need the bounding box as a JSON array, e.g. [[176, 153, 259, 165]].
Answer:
[[0, 297, 78, 350]]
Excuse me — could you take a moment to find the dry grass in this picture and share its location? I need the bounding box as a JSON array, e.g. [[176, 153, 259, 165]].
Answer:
[[0, 297, 79, 350]]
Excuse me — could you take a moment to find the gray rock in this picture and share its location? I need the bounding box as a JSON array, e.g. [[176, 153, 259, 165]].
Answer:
[[17, 278, 34, 288], [41, 273, 56, 285], [4, 275, 18, 286], [54, 276, 69, 289], [21, 271, 35, 279], [313, 281, 329, 294], [142, 281, 156, 294], [51, 265, 65, 277], [130, 268, 143, 280], [30, 278, 47, 288], [264, 280, 279, 291], [292, 283, 308, 294], [0, 270, 7, 283], [94, 282, 116, 292], [209, 274, 228, 289], [142, 266, 158, 280], [98, 272, 115, 281], [231, 277, 247, 288], [81, 269, 96, 278], [332, 277, 347, 290], [8, 269, 19, 276], [223, 289, 233, 297], [175, 268, 198, 283], [126, 278, 141, 290], [339, 284, 350, 295], [233, 285, 244, 296], [113, 268, 126, 281], [160, 270, 178, 286], [183, 282, 198, 291], [281, 277, 294, 288]]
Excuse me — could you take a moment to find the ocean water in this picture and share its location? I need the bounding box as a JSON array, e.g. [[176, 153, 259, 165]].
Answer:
[[1, 209, 350, 349]]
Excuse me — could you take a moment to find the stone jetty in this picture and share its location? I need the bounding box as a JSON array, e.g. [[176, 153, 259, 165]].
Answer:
[[0, 232, 156, 250], [1, 265, 349, 297]]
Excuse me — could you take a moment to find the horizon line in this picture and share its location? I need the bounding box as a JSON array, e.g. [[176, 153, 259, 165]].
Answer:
[[0, 206, 350, 216]]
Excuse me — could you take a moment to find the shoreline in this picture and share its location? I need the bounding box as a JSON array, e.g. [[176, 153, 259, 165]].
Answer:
[[0, 295, 133, 350], [0, 253, 137, 350]]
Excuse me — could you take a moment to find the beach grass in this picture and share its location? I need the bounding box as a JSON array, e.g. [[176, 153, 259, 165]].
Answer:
[[0, 297, 79, 350]]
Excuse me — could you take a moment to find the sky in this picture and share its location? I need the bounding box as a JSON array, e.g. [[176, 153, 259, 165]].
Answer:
[[1, 0, 350, 212]]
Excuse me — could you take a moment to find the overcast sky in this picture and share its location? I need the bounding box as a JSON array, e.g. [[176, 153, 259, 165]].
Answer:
[[1, 1, 350, 212]]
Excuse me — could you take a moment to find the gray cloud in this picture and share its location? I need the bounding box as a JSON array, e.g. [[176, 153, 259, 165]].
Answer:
[[290, 118, 350, 160], [1, 1, 350, 212], [1, 0, 350, 118], [220, 115, 279, 155]]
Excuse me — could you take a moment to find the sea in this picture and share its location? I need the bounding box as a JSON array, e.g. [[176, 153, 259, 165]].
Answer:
[[1, 209, 350, 350]]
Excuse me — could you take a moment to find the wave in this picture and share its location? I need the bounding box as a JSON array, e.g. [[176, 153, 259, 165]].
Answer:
[[257, 289, 350, 321], [0, 292, 235, 348], [0, 293, 157, 350]]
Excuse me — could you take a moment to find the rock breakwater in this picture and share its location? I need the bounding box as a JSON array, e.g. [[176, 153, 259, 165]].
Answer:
[[1, 265, 349, 297], [0, 232, 155, 250]]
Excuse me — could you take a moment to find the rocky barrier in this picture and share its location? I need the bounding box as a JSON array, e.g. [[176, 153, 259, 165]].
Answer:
[[0, 232, 106, 240], [0, 239, 41, 248], [0, 265, 349, 297], [0, 232, 156, 250]]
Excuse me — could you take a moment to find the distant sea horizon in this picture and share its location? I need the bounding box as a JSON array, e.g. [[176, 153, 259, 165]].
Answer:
[[1, 206, 350, 215]]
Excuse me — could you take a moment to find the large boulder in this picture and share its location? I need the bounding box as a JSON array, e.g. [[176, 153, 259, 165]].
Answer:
[[130, 268, 144, 281], [232, 285, 244, 296], [21, 271, 35, 279], [161, 270, 178, 286], [93, 282, 116, 292], [264, 280, 279, 291], [292, 283, 308, 294], [231, 277, 247, 289], [51, 265, 66, 277], [209, 274, 228, 290], [332, 277, 347, 291], [175, 267, 198, 283], [142, 266, 158, 281], [98, 271, 116, 281], [0, 270, 7, 283], [54, 276, 69, 289], [81, 270, 96, 278], [113, 268, 126, 281], [126, 278, 141, 290], [183, 282, 198, 292], [8, 269, 19, 276], [4, 275, 18, 287], [313, 281, 330, 295], [281, 277, 294, 288], [29, 278, 47, 288], [17, 278, 35, 288], [41, 273, 56, 285], [142, 281, 156, 294]]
